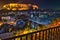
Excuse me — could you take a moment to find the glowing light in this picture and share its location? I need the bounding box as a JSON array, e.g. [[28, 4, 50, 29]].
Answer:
[[48, 18, 60, 27], [10, 21, 15, 25], [3, 3, 38, 10], [3, 5, 6, 8], [0, 22, 3, 26], [7, 8, 10, 10], [12, 8, 17, 10], [32, 5, 38, 10], [18, 8, 29, 10]]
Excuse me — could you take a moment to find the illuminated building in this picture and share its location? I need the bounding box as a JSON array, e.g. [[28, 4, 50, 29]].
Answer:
[[2, 3, 38, 10]]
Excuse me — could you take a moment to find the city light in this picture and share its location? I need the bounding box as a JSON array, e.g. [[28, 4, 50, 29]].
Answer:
[[3, 3, 38, 10], [0, 22, 3, 26], [0, 2, 60, 40]]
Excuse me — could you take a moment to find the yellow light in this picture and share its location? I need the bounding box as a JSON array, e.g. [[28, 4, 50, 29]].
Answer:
[[12, 8, 17, 10], [32, 5, 38, 10], [0, 24, 2, 26], [58, 22, 60, 24], [0, 22, 3, 26], [7, 8, 10, 10], [10, 21, 15, 25], [2, 3, 38, 10], [10, 4, 16, 7], [3, 5, 6, 8], [18, 8, 29, 10]]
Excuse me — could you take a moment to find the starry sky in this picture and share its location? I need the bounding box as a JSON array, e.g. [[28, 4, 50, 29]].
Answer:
[[0, 0, 60, 10]]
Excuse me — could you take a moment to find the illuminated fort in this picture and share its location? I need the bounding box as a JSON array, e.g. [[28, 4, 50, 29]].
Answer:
[[2, 3, 38, 10]]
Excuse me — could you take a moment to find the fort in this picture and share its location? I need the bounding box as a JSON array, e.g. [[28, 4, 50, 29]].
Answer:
[[2, 3, 38, 10]]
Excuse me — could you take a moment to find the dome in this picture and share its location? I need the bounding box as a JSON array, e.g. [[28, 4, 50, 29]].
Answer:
[[2, 3, 38, 10]]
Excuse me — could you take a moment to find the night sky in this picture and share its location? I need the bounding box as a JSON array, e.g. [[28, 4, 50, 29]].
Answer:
[[0, 0, 60, 10]]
